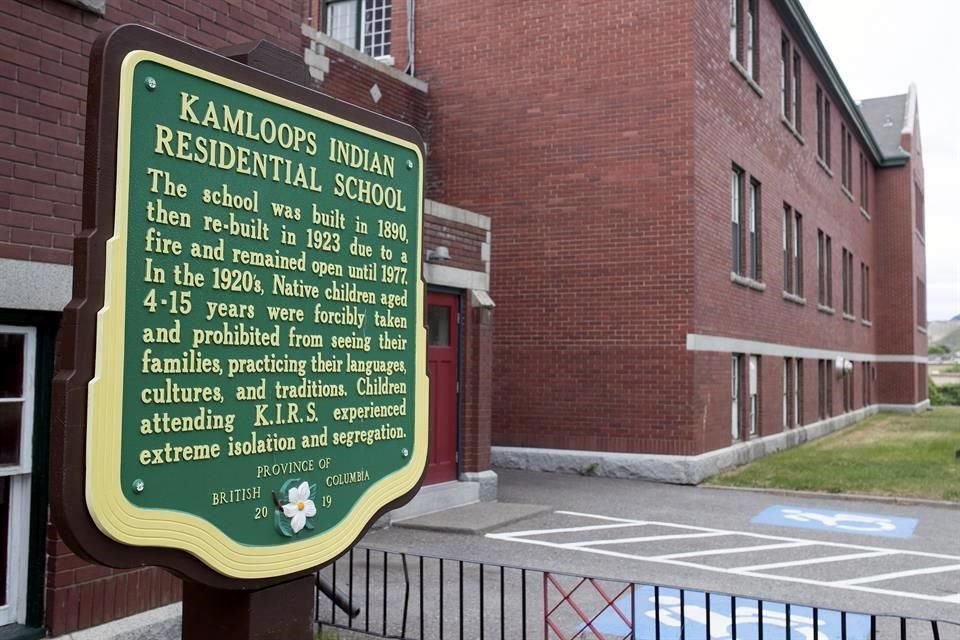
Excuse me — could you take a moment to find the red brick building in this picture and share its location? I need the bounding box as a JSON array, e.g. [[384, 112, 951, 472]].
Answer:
[[0, 0, 926, 636]]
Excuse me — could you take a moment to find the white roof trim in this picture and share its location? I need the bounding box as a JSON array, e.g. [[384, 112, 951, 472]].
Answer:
[[901, 83, 918, 136]]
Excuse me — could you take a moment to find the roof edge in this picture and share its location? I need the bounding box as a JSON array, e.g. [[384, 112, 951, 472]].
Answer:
[[902, 83, 917, 136], [774, 0, 910, 167]]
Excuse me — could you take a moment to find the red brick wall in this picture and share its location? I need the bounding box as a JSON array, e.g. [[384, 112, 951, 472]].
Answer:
[[0, 0, 303, 267], [688, 0, 926, 444], [45, 525, 181, 637], [2, 0, 304, 634], [415, 0, 700, 455], [307, 45, 429, 135]]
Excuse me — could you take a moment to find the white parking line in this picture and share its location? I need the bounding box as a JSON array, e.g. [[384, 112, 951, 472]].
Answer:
[[567, 531, 729, 548], [836, 563, 960, 586], [487, 510, 960, 606], [656, 540, 816, 560], [736, 550, 895, 572]]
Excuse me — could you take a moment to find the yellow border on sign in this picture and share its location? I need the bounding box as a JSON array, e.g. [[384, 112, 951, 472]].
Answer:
[[85, 50, 428, 579]]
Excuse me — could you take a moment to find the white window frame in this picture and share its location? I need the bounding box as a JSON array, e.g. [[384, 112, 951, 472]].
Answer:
[[326, 0, 392, 60], [0, 325, 36, 626], [731, 355, 741, 441], [749, 355, 759, 437]]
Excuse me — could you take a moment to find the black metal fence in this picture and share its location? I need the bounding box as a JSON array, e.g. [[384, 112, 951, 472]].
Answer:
[[315, 546, 959, 640]]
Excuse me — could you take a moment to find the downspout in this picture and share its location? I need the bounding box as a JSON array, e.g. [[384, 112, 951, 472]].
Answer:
[[404, 0, 415, 75]]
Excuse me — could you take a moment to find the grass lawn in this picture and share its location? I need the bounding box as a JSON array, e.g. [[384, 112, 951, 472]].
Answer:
[[709, 407, 960, 501]]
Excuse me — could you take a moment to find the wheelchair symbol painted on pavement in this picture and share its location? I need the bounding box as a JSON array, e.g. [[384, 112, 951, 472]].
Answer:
[[753, 505, 917, 538]]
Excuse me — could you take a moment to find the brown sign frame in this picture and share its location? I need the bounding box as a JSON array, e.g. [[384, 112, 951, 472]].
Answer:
[[50, 24, 428, 589]]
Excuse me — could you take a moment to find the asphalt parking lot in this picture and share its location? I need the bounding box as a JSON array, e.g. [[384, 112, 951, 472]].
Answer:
[[355, 469, 960, 634]]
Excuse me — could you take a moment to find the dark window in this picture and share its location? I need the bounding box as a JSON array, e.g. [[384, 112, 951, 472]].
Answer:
[[792, 50, 802, 132], [915, 183, 925, 235], [780, 35, 791, 120], [861, 263, 870, 321], [749, 178, 762, 280], [783, 205, 803, 297], [731, 166, 744, 275]]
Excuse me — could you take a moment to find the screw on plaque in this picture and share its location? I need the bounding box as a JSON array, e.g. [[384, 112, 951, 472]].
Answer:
[[401, 448, 409, 458], [132, 479, 145, 493], [406, 159, 414, 170], [144, 77, 158, 91]]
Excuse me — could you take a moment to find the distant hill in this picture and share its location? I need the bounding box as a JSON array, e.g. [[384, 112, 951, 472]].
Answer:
[[953, 314, 960, 322], [930, 320, 960, 352]]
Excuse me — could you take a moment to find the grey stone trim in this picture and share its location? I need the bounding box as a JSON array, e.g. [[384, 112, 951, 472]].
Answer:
[[878, 400, 930, 414], [460, 470, 499, 501], [423, 264, 488, 291], [730, 272, 766, 291], [425, 199, 491, 230], [0, 259, 72, 311], [492, 406, 881, 485], [60, 0, 105, 15], [686, 333, 928, 364], [385, 480, 479, 524], [301, 24, 428, 93], [51, 603, 181, 640]]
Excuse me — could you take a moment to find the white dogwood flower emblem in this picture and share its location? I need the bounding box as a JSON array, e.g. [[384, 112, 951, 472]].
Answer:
[[281, 481, 317, 534]]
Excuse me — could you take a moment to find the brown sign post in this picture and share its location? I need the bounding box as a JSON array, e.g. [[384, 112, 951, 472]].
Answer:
[[51, 24, 429, 638]]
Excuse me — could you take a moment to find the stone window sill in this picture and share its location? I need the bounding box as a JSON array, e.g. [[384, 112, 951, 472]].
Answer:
[[841, 186, 854, 202], [61, 0, 104, 14], [817, 304, 835, 315], [729, 59, 764, 98], [918, 326, 928, 335], [915, 229, 925, 245], [862, 319, 872, 327], [782, 291, 807, 305], [731, 272, 767, 291], [816, 157, 834, 178], [860, 207, 871, 221], [781, 117, 805, 145], [842, 313, 856, 322]]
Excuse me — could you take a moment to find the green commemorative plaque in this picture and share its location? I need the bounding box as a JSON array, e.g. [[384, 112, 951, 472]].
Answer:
[[52, 26, 428, 584]]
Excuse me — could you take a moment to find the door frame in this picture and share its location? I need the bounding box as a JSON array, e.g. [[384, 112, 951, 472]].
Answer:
[[426, 287, 463, 483]]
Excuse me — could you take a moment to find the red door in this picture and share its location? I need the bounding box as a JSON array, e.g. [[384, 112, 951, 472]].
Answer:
[[425, 292, 459, 484]]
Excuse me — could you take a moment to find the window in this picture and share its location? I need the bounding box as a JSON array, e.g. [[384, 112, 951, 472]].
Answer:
[[0, 327, 36, 626], [817, 359, 833, 419], [748, 179, 761, 280], [862, 362, 871, 406], [859, 153, 869, 211], [745, 0, 758, 78], [816, 87, 832, 167], [915, 183, 925, 235], [861, 262, 870, 321], [749, 355, 760, 437], [817, 229, 833, 308], [729, 0, 740, 61], [795, 358, 803, 426], [730, 0, 759, 80], [783, 358, 803, 429], [841, 248, 854, 316], [780, 35, 801, 130], [325, 0, 392, 59], [917, 278, 926, 328], [792, 50, 802, 133], [780, 35, 791, 120], [731, 166, 743, 275], [732, 354, 743, 440], [840, 126, 853, 193], [783, 205, 803, 298], [842, 364, 855, 412]]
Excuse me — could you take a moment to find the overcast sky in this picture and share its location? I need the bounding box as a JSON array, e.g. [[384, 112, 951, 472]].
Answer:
[[800, 0, 959, 322]]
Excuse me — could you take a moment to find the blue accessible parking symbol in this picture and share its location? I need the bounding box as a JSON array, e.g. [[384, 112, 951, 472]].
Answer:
[[752, 505, 918, 539], [590, 587, 873, 640]]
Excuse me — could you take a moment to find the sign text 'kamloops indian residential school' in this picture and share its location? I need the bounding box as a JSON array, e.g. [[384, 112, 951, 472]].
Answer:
[[51, 25, 428, 587]]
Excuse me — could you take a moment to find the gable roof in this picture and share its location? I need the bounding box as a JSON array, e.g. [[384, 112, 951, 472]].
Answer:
[[859, 94, 909, 158]]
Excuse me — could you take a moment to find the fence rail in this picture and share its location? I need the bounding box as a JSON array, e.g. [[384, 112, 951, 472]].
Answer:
[[316, 546, 959, 640]]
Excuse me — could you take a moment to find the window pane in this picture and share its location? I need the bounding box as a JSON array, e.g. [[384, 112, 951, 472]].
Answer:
[[0, 403, 22, 466], [327, 0, 359, 48], [0, 335, 24, 399], [427, 306, 450, 346]]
